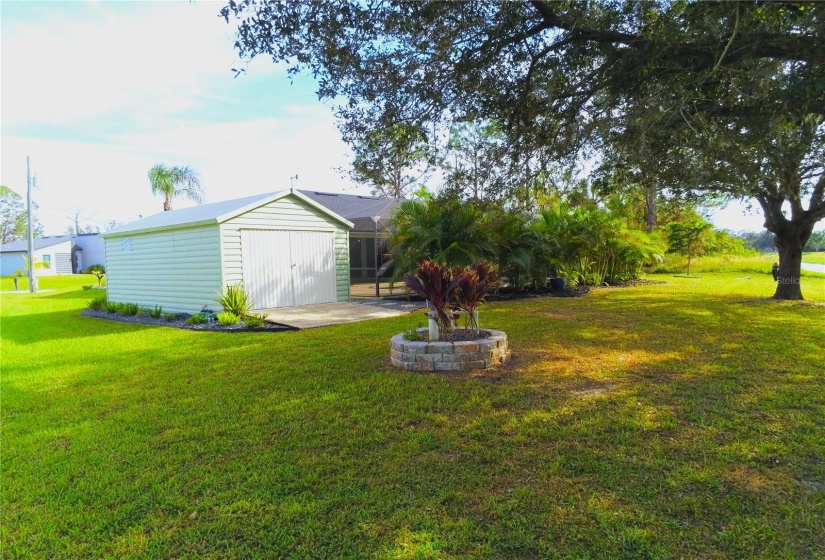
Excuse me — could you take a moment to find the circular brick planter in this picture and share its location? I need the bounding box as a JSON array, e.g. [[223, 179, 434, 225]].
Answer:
[[390, 329, 510, 372]]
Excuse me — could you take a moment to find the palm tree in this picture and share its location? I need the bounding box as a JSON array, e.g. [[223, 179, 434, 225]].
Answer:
[[147, 164, 204, 211]]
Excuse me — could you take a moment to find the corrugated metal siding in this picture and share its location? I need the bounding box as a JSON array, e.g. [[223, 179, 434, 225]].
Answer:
[[292, 231, 336, 305], [241, 230, 293, 308], [105, 226, 222, 313], [241, 230, 335, 308], [221, 194, 350, 303]]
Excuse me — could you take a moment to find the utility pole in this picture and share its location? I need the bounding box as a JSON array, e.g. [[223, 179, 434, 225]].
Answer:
[[26, 156, 37, 293]]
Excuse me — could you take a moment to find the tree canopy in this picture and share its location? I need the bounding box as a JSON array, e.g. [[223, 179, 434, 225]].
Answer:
[[221, 0, 825, 298], [348, 123, 434, 199], [0, 185, 42, 244]]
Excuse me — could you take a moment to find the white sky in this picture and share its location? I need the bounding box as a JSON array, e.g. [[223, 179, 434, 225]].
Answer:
[[0, 1, 783, 235], [1, 1, 360, 234]]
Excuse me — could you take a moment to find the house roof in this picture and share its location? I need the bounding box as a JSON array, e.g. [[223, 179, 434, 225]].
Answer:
[[0, 235, 74, 253], [298, 190, 401, 232], [103, 190, 354, 237]]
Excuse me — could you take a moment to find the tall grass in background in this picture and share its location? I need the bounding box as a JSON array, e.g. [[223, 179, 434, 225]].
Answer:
[[648, 252, 825, 276]]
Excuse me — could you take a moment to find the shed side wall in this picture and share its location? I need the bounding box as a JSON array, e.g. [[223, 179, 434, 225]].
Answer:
[[105, 225, 222, 313], [221, 195, 350, 303]]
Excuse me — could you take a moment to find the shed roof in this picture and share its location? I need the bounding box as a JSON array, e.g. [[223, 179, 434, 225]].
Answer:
[[0, 235, 74, 253], [103, 190, 354, 237]]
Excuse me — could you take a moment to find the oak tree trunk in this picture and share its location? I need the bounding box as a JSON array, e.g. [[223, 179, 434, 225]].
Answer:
[[772, 225, 809, 300]]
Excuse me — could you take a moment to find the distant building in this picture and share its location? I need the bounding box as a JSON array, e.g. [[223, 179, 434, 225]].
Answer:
[[0, 233, 105, 276]]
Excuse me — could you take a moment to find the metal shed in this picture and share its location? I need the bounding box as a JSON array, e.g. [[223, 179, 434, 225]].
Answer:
[[102, 190, 353, 314]]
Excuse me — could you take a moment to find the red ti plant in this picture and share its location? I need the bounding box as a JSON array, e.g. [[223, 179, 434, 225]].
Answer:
[[454, 260, 501, 331], [403, 260, 463, 334]]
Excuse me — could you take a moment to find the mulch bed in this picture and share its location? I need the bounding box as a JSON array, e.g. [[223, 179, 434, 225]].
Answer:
[[82, 309, 295, 332], [416, 328, 492, 342]]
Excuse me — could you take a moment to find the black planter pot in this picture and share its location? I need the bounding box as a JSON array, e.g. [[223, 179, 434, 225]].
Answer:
[[549, 277, 567, 291]]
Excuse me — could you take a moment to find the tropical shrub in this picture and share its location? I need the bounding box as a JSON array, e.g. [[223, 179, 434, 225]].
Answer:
[[454, 260, 501, 331], [533, 200, 665, 286], [388, 195, 495, 282], [217, 312, 240, 326], [487, 209, 538, 291], [390, 196, 666, 289], [404, 259, 501, 337], [218, 285, 254, 318], [403, 260, 463, 334]]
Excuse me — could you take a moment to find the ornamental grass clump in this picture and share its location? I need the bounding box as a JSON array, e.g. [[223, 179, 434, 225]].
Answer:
[[105, 301, 122, 314], [87, 296, 107, 311], [121, 303, 140, 316]]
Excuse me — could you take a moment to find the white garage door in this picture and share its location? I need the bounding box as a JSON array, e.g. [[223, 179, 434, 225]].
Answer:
[[241, 230, 336, 308]]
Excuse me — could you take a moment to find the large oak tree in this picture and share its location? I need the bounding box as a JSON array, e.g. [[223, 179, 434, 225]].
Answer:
[[222, 0, 824, 299]]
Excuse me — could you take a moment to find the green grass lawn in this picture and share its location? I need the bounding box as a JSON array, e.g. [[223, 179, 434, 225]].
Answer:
[[803, 252, 825, 265], [2, 273, 824, 558]]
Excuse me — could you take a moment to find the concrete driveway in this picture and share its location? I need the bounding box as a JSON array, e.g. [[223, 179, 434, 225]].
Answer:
[[260, 301, 421, 329], [801, 262, 825, 274]]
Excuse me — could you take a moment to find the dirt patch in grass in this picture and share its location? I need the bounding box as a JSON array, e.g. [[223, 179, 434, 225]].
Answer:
[[569, 381, 618, 398], [733, 298, 825, 308]]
